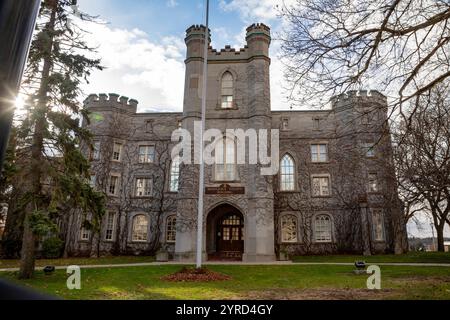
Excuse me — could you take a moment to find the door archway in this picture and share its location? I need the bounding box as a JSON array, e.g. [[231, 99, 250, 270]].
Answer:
[[206, 203, 244, 261]]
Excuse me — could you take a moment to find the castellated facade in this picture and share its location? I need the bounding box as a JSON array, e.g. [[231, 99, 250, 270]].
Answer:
[[65, 24, 407, 261]]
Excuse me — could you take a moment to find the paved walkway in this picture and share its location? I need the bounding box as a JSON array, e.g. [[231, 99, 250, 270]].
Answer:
[[1, 261, 449, 272]]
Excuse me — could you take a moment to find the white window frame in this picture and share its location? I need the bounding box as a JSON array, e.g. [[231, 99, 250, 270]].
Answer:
[[108, 175, 120, 196], [80, 215, 92, 241], [311, 144, 328, 163], [112, 142, 123, 162], [280, 154, 295, 191], [139, 145, 155, 164], [169, 157, 180, 192], [314, 214, 332, 243], [220, 72, 234, 109], [166, 215, 177, 243], [135, 178, 153, 197], [311, 174, 331, 197], [105, 211, 116, 241], [132, 214, 149, 242], [281, 214, 298, 243]]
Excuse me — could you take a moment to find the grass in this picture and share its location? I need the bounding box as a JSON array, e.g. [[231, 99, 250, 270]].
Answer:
[[1, 264, 450, 300], [0, 256, 155, 269], [292, 252, 450, 264]]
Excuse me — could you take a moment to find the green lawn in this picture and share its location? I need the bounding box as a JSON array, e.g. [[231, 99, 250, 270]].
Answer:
[[0, 256, 155, 269], [2, 264, 450, 300], [292, 252, 450, 264]]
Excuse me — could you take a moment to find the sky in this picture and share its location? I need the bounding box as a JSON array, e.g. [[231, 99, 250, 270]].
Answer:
[[75, 0, 449, 239], [77, 0, 292, 113]]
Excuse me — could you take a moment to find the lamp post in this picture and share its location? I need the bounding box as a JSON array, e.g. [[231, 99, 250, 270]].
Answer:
[[0, 0, 41, 173], [196, 0, 210, 269]]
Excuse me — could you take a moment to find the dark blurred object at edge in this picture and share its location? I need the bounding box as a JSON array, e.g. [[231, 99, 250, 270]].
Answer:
[[0, 0, 41, 173]]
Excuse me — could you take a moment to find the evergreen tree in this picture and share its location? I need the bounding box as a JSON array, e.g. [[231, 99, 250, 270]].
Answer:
[[13, 0, 105, 279]]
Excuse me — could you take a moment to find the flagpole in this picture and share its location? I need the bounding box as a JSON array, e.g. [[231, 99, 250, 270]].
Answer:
[[196, 0, 209, 269]]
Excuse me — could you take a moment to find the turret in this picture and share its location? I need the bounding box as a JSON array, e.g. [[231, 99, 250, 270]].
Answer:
[[84, 93, 138, 113], [245, 23, 271, 57], [185, 24, 211, 61]]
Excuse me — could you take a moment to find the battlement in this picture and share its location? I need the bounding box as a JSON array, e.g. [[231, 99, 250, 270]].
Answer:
[[186, 24, 209, 34], [84, 93, 138, 113], [331, 90, 387, 108], [209, 45, 249, 58], [246, 23, 271, 33]]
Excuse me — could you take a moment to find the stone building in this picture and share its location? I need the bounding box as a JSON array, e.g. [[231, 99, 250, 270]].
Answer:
[[65, 24, 407, 260]]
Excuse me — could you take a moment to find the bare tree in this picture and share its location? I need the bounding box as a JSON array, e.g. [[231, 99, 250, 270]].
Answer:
[[394, 84, 450, 251], [279, 0, 450, 118]]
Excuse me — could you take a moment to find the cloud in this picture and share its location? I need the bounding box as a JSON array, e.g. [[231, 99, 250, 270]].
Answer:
[[219, 0, 295, 23], [166, 0, 179, 8], [81, 22, 185, 112]]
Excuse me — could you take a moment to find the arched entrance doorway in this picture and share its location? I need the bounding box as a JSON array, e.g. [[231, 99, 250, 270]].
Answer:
[[206, 204, 244, 261]]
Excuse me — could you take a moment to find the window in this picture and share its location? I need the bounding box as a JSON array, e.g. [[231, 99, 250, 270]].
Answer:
[[281, 118, 289, 130], [80, 216, 92, 241], [170, 157, 180, 192], [281, 215, 298, 243], [363, 143, 375, 157], [372, 209, 384, 241], [280, 154, 295, 191], [92, 141, 100, 160], [215, 137, 236, 181], [166, 216, 177, 243], [135, 178, 152, 197], [311, 144, 328, 162], [89, 175, 96, 188], [105, 212, 116, 241], [312, 175, 331, 197], [80, 228, 91, 241], [132, 215, 149, 242], [112, 142, 123, 161], [146, 120, 154, 133], [314, 215, 332, 243], [108, 175, 119, 196], [221, 72, 234, 109], [313, 118, 321, 130], [139, 145, 155, 163], [368, 173, 379, 192]]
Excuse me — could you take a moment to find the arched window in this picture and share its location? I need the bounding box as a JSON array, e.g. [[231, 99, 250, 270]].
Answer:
[[215, 137, 236, 181], [166, 216, 177, 243], [169, 157, 180, 192], [314, 215, 332, 243], [280, 154, 295, 191], [132, 215, 149, 242], [221, 72, 234, 109], [281, 215, 298, 243]]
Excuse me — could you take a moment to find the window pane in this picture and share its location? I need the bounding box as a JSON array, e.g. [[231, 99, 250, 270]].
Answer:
[[136, 178, 152, 197], [315, 215, 332, 242], [166, 216, 176, 242], [170, 158, 180, 192], [132, 215, 148, 242], [112, 143, 122, 161], [215, 138, 236, 181], [280, 155, 295, 191], [105, 212, 115, 241]]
